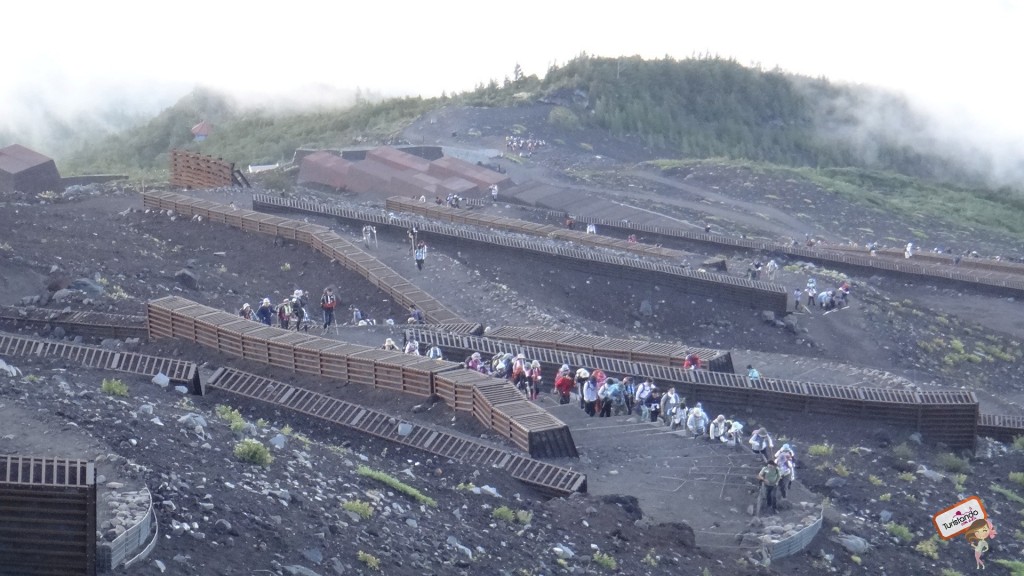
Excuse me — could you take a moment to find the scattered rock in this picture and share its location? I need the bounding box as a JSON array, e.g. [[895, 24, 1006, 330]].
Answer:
[[824, 477, 847, 488], [152, 373, 170, 388]]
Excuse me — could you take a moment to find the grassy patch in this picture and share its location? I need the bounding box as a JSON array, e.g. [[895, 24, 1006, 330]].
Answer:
[[642, 549, 658, 566], [216, 404, 248, 433], [516, 509, 533, 524], [941, 569, 965, 576], [548, 106, 581, 130], [914, 535, 941, 560], [358, 550, 381, 571], [342, 500, 374, 519], [592, 551, 617, 570], [898, 472, 916, 482], [886, 523, 913, 543], [834, 462, 850, 477], [492, 506, 515, 522], [868, 475, 884, 486], [808, 443, 834, 457], [357, 465, 437, 507], [951, 473, 967, 492], [100, 378, 128, 397], [879, 493, 892, 501], [892, 443, 915, 459], [233, 439, 272, 467], [991, 483, 1024, 505], [1010, 471, 1024, 487], [993, 560, 1024, 576], [935, 453, 970, 474], [1014, 436, 1024, 451]]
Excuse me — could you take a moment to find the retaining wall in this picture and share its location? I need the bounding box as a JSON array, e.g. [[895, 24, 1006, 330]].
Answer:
[[0, 456, 96, 576], [146, 296, 577, 458], [407, 328, 981, 449], [251, 194, 790, 313], [141, 191, 469, 326]]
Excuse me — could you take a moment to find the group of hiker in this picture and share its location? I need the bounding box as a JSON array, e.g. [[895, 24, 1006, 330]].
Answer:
[[795, 277, 850, 313], [238, 287, 337, 334]]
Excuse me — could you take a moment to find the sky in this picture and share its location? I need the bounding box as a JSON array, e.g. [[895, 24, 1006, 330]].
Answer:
[[4, 1, 1023, 147]]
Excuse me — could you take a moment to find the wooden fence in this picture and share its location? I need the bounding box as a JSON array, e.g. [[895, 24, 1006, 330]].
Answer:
[[170, 150, 235, 189], [141, 191, 470, 326], [251, 194, 791, 313], [146, 296, 577, 458]]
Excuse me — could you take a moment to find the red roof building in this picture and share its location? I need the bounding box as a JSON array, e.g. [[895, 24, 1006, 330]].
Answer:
[[296, 152, 352, 190]]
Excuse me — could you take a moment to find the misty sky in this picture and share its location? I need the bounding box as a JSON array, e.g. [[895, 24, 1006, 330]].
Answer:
[[5, 1, 1023, 145]]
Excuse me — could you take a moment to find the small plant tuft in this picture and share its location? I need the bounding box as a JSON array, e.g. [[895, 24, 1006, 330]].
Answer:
[[935, 452, 970, 474], [834, 462, 850, 477], [342, 500, 374, 519], [1009, 471, 1024, 487], [892, 442, 915, 459], [1012, 436, 1024, 451], [993, 559, 1024, 576], [807, 443, 833, 457], [951, 473, 968, 492], [233, 439, 272, 467], [941, 569, 965, 576], [358, 550, 381, 571], [642, 549, 658, 567], [991, 483, 1024, 505], [101, 378, 128, 397], [357, 465, 437, 507], [851, 554, 862, 565], [592, 551, 617, 570], [515, 509, 533, 524], [868, 474, 884, 486], [915, 535, 940, 559], [886, 523, 913, 543], [898, 472, 916, 482], [492, 506, 516, 522]]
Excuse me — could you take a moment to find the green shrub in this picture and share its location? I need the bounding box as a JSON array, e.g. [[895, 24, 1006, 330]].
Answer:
[[886, 523, 913, 543], [879, 493, 892, 501], [1014, 436, 1024, 451], [357, 465, 437, 507], [914, 535, 940, 559], [492, 506, 515, 522], [892, 442, 915, 459], [993, 560, 1024, 576], [807, 443, 833, 457], [358, 550, 381, 571], [941, 569, 965, 576], [515, 509, 533, 524], [233, 439, 272, 467], [951, 473, 967, 492], [1009, 471, 1024, 487], [898, 472, 916, 482], [991, 483, 1024, 505], [935, 453, 970, 474], [342, 500, 374, 519], [592, 551, 617, 570], [868, 475, 884, 486], [642, 549, 658, 566], [547, 107, 581, 130], [216, 404, 248, 433], [834, 462, 850, 477], [101, 378, 128, 397]]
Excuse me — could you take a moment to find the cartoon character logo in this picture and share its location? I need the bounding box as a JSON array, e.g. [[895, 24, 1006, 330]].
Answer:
[[963, 518, 997, 570]]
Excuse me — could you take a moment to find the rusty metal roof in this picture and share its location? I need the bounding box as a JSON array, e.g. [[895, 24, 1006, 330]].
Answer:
[[0, 144, 53, 174]]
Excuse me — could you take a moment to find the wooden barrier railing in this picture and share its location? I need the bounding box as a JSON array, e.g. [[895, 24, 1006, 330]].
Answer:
[[141, 191, 468, 326], [207, 368, 585, 495], [170, 150, 235, 189], [407, 327, 981, 450], [483, 326, 733, 372], [480, 198, 1024, 295], [251, 194, 791, 313], [146, 296, 577, 458], [386, 195, 700, 263], [0, 306, 147, 340]]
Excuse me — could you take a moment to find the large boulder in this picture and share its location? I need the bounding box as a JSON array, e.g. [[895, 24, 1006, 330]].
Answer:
[[174, 269, 200, 290], [69, 278, 105, 297]]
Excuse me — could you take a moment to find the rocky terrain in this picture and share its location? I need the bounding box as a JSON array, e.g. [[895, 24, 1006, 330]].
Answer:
[[1, 102, 1023, 575]]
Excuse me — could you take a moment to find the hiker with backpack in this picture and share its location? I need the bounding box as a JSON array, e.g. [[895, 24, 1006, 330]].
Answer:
[[622, 377, 637, 415], [255, 298, 275, 326], [511, 353, 528, 392], [320, 287, 336, 333], [687, 402, 709, 437], [239, 303, 256, 321], [597, 379, 612, 417], [555, 371, 574, 405], [527, 360, 542, 400], [291, 290, 310, 332], [749, 427, 775, 463], [606, 378, 627, 416], [277, 298, 292, 329], [660, 388, 683, 427], [574, 368, 591, 409], [757, 460, 782, 515], [635, 378, 655, 420], [582, 374, 599, 417]]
